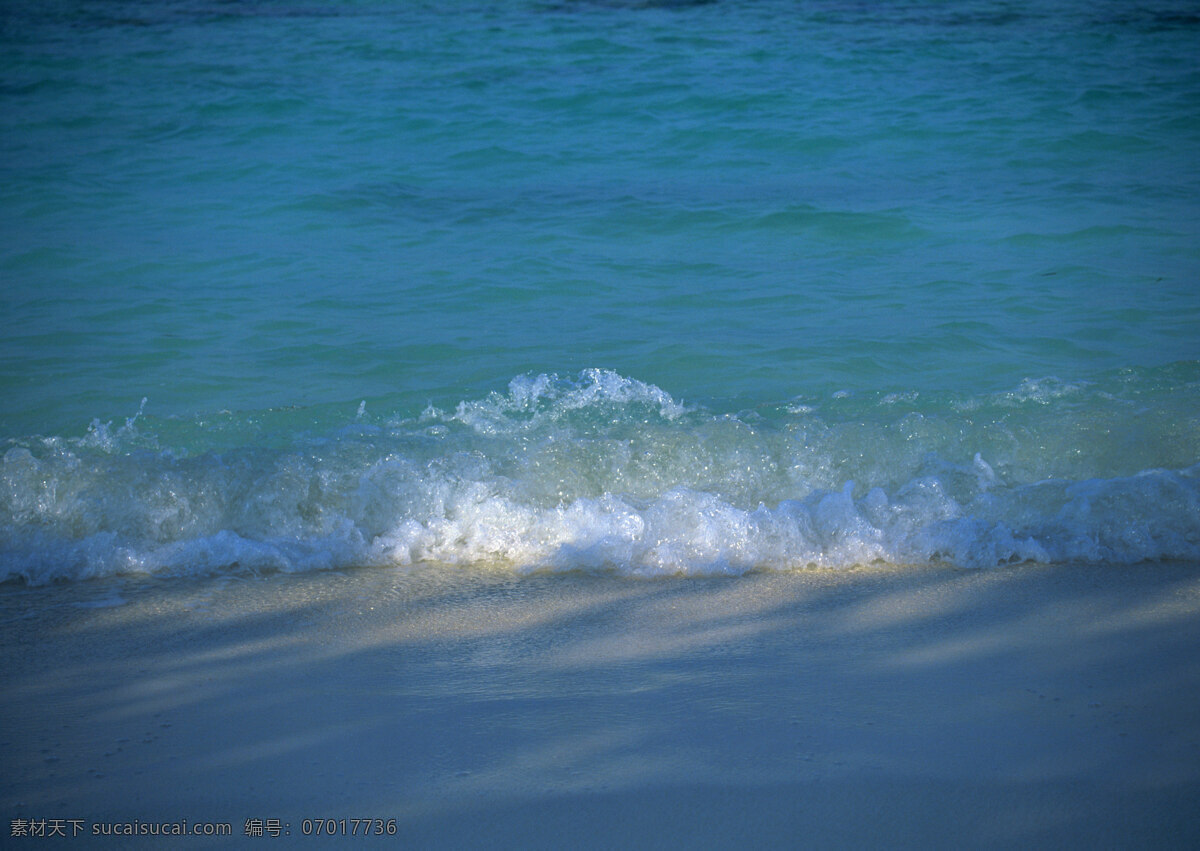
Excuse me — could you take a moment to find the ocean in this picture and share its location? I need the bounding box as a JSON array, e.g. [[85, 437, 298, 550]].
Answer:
[[2, 0, 1199, 584]]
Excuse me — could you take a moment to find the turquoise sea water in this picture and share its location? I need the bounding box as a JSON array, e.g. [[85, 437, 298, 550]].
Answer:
[[2, 0, 1199, 582]]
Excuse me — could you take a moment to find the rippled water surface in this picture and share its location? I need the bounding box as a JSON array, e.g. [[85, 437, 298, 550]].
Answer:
[[2, 0, 1198, 580]]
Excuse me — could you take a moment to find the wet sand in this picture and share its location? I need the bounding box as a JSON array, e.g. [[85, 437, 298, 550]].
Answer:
[[3, 561, 1199, 847]]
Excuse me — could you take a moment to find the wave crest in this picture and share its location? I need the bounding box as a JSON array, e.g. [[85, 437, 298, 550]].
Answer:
[[3, 370, 1198, 583]]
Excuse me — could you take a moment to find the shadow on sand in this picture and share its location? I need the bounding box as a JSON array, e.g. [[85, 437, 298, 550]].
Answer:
[[2, 561, 1199, 847]]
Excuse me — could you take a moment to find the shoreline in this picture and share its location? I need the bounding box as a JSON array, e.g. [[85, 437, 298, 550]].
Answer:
[[3, 561, 1200, 846]]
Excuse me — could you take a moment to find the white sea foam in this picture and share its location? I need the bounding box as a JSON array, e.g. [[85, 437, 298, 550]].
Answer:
[[2, 371, 1198, 584]]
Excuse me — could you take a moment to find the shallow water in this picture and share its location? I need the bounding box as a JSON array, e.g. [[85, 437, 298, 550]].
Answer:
[[2, 0, 1198, 581]]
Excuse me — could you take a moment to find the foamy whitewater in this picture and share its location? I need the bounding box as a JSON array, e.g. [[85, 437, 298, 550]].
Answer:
[[2, 1, 1199, 583], [3, 367, 1198, 583]]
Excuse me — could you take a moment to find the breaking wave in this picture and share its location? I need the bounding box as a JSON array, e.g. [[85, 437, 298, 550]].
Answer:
[[3, 367, 1198, 584]]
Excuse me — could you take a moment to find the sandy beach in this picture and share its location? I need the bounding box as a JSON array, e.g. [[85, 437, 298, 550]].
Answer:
[[5, 1, 1199, 847], [3, 561, 1200, 848]]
